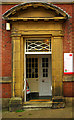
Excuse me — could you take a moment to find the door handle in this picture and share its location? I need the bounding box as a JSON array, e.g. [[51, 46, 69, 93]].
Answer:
[[36, 79, 38, 81], [42, 80, 44, 82]]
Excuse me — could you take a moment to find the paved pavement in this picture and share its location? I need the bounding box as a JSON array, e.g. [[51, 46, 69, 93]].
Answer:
[[2, 106, 74, 119]]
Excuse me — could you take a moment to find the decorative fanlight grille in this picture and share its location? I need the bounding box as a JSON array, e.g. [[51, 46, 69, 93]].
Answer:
[[26, 38, 51, 53]]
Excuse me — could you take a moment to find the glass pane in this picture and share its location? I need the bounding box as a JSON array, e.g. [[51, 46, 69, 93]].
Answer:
[[35, 69, 38, 72], [26, 69, 28, 72], [35, 58, 38, 62], [46, 63, 48, 67], [26, 74, 28, 78], [32, 64, 34, 67], [42, 63, 45, 67], [29, 58, 31, 62], [46, 73, 48, 77], [46, 58, 48, 62], [35, 63, 38, 67], [35, 74, 38, 78], [43, 69, 45, 72], [29, 74, 31, 78], [29, 69, 31, 72], [43, 74, 45, 77], [32, 58, 34, 62], [29, 64, 31, 67], [26, 64, 28, 67], [42, 58, 46, 62], [26, 58, 28, 62], [32, 74, 34, 78]]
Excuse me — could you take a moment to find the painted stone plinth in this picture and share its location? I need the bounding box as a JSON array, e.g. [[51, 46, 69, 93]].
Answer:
[[52, 96, 65, 109], [9, 97, 22, 112]]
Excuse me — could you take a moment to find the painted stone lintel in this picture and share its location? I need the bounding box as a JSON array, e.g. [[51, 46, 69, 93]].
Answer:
[[11, 30, 64, 37]]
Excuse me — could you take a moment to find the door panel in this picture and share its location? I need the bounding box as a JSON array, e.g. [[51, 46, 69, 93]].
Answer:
[[26, 56, 39, 92], [39, 55, 52, 96], [28, 78, 38, 92]]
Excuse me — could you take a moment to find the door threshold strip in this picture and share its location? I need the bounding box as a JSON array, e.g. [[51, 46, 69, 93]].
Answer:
[[29, 99, 51, 102]]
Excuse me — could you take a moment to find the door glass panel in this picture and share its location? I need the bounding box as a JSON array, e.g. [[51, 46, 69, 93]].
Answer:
[[46, 63, 48, 67], [42, 58, 48, 77], [26, 58, 38, 78], [46, 58, 48, 62]]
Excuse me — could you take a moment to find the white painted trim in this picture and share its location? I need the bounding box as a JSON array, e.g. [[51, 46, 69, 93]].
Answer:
[[25, 52, 52, 54], [24, 42, 26, 102]]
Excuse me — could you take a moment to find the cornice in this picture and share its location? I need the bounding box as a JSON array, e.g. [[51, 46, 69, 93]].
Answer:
[[0, 2, 74, 5]]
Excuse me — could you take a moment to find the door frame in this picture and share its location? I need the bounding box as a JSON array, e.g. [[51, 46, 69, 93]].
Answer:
[[24, 36, 52, 102]]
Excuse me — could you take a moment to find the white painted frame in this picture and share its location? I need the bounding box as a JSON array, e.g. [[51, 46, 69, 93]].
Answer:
[[24, 42, 26, 102], [25, 52, 52, 54], [24, 37, 52, 102]]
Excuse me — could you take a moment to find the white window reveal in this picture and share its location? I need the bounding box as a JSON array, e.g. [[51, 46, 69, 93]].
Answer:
[[25, 38, 51, 54]]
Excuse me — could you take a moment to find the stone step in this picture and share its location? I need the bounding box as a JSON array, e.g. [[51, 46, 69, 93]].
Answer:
[[23, 100, 65, 109], [23, 101, 52, 109]]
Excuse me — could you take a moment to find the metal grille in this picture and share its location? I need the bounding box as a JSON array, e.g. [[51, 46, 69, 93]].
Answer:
[[26, 38, 51, 53]]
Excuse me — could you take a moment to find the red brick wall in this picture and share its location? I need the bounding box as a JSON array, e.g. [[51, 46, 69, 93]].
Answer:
[[2, 20, 12, 77], [2, 4, 17, 14], [63, 81, 74, 97], [0, 5, 17, 98], [55, 4, 74, 97], [0, 5, 2, 77], [2, 4, 17, 77], [0, 83, 11, 98], [1, 3, 73, 98], [72, 4, 74, 53], [55, 4, 72, 53]]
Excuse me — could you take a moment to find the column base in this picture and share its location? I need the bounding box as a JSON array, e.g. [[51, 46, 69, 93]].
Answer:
[[52, 96, 65, 109], [9, 97, 22, 112]]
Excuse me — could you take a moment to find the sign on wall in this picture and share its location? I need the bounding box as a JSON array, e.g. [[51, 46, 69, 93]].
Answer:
[[64, 53, 74, 74]]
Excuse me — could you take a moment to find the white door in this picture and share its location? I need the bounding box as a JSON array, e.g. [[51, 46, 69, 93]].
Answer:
[[39, 55, 52, 96], [26, 55, 39, 92], [26, 55, 52, 96]]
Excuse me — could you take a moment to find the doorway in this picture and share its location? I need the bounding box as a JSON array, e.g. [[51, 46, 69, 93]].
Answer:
[[26, 54, 52, 100]]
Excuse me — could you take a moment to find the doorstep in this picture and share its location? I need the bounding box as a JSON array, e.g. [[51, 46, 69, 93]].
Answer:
[[23, 101, 52, 109], [23, 97, 66, 109]]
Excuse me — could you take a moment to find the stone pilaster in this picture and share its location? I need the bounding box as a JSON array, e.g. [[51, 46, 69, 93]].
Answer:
[[12, 36, 24, 97], [52, 36, 63, 96]]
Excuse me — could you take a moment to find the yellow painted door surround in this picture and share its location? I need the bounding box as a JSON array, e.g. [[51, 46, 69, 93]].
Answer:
[[11, 5, 64, 98], [12, 34, 63, 98]]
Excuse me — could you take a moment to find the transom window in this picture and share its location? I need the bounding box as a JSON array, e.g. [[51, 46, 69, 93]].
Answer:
[[25, 38, 51, 54]]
